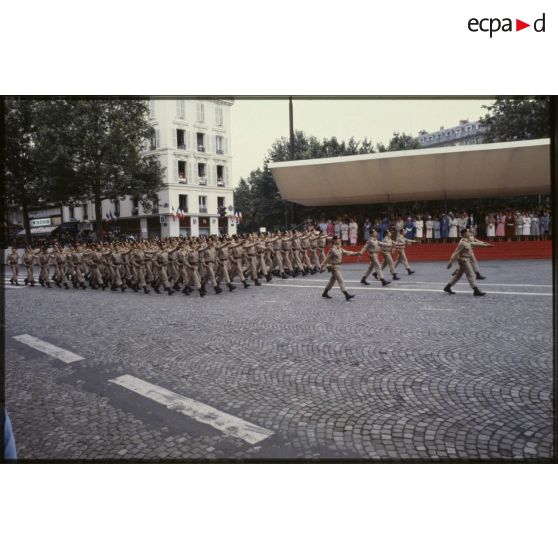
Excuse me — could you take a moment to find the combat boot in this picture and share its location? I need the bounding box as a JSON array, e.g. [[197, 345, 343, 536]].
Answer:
[[199, 289, 206, 297], [167, 287, 174, 295], [408, 269, 415, 275], [64, 282, 69, 289], [344, 292, 355, 301], [254, 279, 262, 286], [360, 277, 370, 285], [228, 283, 236, 291], [281, 272, 287, 279], [372, 272, 378, 279], [120, 285, 126, 292], [443, 284, 455, 295], [46, 281, 52, 288], [266, 273, 272, 282], [143, 286, 150, 294], [24, 278, 28, 285], [322, 290, 332, 299], [473, 287, 486, 296], [243, 280, 250, 288], [153, 286, 161, 294], [214, 286, 223, 294], [392, 273, 400, 281], [101, 283, 106, 291], [381, 279, 391, 286], [182, 285, 190, 295], [475, 272, 486, 280]]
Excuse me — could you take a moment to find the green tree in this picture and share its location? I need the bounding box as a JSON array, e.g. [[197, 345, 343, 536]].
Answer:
[[386, 131, 421, 151], [41, 98, 164, 237], [4, 98, 47, 244], [235, 131, 380, 230], [480, 96, 551, 142], [4, 97, 164, 241]]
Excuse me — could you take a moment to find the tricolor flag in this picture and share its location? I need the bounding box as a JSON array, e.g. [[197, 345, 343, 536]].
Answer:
[[105, 212, 110, 222], [171, 206, 177, 220]]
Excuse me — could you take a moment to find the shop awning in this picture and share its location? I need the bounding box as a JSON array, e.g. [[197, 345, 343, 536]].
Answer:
[[268, 139, 551, 206], [17, 226, 59, 236]]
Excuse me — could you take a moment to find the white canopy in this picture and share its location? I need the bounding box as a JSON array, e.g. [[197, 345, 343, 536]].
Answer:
[[268, 139, 550, 206]]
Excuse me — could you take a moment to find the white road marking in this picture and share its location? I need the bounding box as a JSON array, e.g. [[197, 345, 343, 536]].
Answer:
[[262, 283, 552, 297], [290, 278, 552, 288], [109, 374, 274, 445], [13, 334, 85, 363]]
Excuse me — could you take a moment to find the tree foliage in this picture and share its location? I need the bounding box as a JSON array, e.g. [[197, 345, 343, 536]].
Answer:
[[480, 96, 551, 142], [234, 129, 420, 231], [4, 97, 164, 240]]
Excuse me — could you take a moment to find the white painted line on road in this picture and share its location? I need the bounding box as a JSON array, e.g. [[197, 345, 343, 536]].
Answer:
[[109, 374, 274, 445], [290, 278, 553, 288], [13, 334, 85, 363], [262, 283, 552, 297]]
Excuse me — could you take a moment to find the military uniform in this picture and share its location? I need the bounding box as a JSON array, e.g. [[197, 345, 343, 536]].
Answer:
[[444, 236, 491, 296], [6, 250, 20, 285], [320, 243, 355, 300]]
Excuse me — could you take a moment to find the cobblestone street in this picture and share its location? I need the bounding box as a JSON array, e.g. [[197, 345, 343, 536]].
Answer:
[[4, 259, 554, 461]]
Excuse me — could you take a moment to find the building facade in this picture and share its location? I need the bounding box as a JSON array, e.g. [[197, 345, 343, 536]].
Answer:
[[415, 119, 486, 149], [61, 97, 236, 239]]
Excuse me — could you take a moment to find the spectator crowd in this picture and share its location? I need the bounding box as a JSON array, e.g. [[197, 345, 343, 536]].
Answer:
[[302, 208, 551, 245]]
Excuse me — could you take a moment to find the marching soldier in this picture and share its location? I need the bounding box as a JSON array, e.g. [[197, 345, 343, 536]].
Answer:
[[359, 230, 390, 286], [38, 247, 52, 288], [22, 246, 37, 286], [200, 237, 222, 294], [320, 236, 356, 301], [444, 229, 493, 296], [393, 229, 418, 275], [379, 230, 400, 281], [6, 247, 20, 285]]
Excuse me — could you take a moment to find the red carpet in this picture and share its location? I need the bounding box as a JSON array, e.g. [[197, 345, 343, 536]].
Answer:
[[333, 240, 552, 262]]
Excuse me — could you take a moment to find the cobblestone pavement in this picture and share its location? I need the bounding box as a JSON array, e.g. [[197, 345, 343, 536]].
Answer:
[[4, 259, 554, 461]]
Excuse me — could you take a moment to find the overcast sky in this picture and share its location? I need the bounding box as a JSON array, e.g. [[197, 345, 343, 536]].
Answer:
[[230, 98, 491, 187]]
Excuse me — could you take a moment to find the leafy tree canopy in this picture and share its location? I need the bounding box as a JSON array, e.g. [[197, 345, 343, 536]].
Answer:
[[480, 96, 551, 142]]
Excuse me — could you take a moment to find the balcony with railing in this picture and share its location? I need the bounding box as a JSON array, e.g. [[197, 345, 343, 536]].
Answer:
[[216, 148, 224, 155], [197, 145, 205, 152], [199, 206, 208, 214], [179, 172, 187, 184], [198, 177, 207, 186], [217, 179, 225, 187]]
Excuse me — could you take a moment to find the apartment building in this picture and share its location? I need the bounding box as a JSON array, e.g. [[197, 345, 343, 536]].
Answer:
[[61, 98, 236, 239]]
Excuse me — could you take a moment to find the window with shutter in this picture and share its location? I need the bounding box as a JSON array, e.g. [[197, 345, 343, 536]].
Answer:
[[196, 103, 205, 122], [176, 99, 185, 119], [223, 137, 227, 155], [155, 129, 160, 149], [225, 166, 229, 187], [172, 128, 177, 148]]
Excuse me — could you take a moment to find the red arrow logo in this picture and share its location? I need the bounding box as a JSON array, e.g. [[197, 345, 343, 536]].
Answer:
[[516, 19, 530, 31]]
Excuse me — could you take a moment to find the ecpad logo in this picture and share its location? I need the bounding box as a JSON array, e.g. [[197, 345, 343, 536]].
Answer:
[[468, 13, 546, 37]]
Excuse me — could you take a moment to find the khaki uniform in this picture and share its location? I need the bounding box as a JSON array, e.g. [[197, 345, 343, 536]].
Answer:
[[359, 238, 385, 280], [322, 245, 352, 293], [38, 252, 52, 284], [217, 244, 232, 284], [6, 252, 19, 283], [379, 237, 397, 274], [447, 239, 478, 289], [22, 251, 36, 285], [393, 234, 413, 271], [201, 246, 218, 288]]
